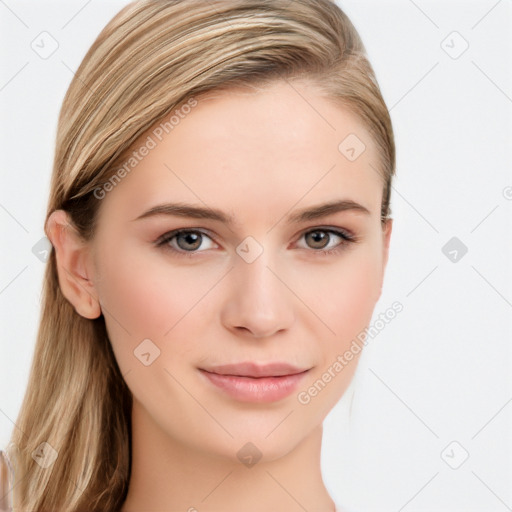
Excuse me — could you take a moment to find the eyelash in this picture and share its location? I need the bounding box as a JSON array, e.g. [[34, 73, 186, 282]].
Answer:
[[154, 227, 359, 259]]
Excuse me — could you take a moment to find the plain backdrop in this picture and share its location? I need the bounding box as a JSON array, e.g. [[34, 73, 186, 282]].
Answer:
[[1, 1, 511, 511]]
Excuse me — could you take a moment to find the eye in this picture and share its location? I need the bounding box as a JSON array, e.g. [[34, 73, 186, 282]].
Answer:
[[154, 226, 358, 259], [155, 229, 217, 257], [296, 227, 357, 255]]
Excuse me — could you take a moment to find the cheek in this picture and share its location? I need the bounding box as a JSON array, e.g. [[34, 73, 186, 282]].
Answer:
[[294, 248, 382, 340], [293, 250, 381, 413], [336, 255, 380, 326], [94, 244, 217, 365]]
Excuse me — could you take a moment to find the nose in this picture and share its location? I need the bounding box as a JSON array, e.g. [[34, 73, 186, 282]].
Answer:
[[220, 246, 295, 339]]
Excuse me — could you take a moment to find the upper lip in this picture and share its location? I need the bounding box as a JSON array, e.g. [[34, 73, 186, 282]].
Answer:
[[200, 362, 310, 378]]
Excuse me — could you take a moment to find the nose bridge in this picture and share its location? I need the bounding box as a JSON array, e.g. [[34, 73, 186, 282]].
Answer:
[[221, 235, 294, 337], [236, 245, 276, 297]]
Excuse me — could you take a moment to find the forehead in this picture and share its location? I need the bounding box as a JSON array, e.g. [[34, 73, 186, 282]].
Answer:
[[96, 80, 383, 226]]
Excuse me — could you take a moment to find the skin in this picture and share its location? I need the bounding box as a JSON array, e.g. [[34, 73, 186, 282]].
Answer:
[[46, 79, 392, 512]]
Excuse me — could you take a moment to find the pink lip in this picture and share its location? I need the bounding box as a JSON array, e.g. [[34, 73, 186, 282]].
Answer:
[[198, 362, 311, 403]]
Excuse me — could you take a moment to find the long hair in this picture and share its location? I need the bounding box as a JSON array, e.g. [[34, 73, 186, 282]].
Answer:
[[4, 0, 395, 509]]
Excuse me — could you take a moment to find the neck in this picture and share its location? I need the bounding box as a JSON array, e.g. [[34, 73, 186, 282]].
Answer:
[[121, 399, 336, 512]]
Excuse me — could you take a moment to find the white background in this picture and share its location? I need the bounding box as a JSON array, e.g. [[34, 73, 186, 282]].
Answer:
[[1, 1, 511, 511]]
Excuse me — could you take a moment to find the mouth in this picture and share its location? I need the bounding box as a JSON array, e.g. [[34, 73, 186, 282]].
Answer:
[[199, 361, 311, 378], [198, 362, 312, 403]]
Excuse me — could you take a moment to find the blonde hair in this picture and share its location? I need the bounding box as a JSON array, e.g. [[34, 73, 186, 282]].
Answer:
[[4, 0, 395, 509]]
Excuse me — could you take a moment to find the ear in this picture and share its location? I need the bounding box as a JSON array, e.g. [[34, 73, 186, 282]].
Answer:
[[45, 210, 101, 319], [376, 218, 393, 302], [382, 218, 393, 270]]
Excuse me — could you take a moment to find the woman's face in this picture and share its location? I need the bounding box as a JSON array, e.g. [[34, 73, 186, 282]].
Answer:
[[89, 79, 392, 462]]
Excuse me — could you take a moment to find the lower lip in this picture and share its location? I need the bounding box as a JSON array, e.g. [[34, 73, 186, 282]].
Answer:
[[199, 369, 309, 403]]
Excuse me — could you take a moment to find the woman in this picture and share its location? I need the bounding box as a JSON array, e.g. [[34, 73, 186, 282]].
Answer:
[[0, 0, 395, 510]]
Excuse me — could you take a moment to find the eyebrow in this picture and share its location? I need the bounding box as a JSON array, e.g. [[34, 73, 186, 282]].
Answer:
[[132, 199, 371, 225]]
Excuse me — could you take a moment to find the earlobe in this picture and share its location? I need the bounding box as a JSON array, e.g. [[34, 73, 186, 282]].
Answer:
[[45, 210, 102, 319]]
